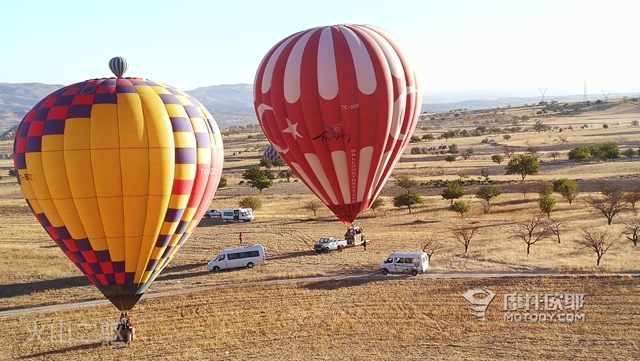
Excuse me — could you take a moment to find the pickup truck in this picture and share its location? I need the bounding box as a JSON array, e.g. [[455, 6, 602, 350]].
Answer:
[[203, 209, 222, 219], [314, 237, 348, 254]]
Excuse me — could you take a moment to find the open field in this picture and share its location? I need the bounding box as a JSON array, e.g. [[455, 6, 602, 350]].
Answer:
[[0, 101, 639, 359]]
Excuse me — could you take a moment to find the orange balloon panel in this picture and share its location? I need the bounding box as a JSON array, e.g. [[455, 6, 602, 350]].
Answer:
[[13, 78, 223, 310]]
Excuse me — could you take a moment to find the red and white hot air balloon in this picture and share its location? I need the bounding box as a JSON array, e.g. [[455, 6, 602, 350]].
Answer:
[[253, 24, 422, 225]]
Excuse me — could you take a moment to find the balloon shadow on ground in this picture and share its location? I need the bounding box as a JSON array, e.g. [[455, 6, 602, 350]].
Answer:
[[0, 276, 90, 301], [18, 342, 113, 360], [267, 250, 314, 261], [301, 274, 392, 291]]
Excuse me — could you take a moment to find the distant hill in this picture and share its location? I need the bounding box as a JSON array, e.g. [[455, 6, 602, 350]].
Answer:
[[1, 82, 637, 133]]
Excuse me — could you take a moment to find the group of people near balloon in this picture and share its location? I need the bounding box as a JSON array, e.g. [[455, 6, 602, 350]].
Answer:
[[12, 24, 420, 343]]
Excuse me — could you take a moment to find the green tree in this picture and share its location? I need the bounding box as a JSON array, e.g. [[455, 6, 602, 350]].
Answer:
[[259, 158, 273, 169], [218, 177, 228, 188], [242, 165, 275, 194], [491, 154, 505, 165], [505, 154, 539, 180], [539, 181, 554, 196], [444, 155, 457, 164], [448, 144, 459, 154], [503, 134, 512, 141], [441, 182, 465, 205], [461, 147, 475, 160], [422, 134, 435, 141], [450, 201, 471, 218], [622, 148, 635, 159], [538, 194, 556, 218], [393, 189, 424, 214], [552, 178, 580, 204], [568, 146, 592, 162], [476, 184, 501, 213], [410, 135, 422, 143], [594, 141, 619, 162], [371, 198, 385, 212], [273, 159, 286, 168], [238, 196, 262, 210]]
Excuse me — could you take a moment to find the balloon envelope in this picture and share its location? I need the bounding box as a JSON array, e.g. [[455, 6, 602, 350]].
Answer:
[[262, 144, 283, 164], [253, 24, 422, 224], [13, 77, 224, 310]]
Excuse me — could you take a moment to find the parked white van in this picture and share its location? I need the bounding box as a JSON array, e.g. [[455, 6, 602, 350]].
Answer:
[[379, 251, 429, 276], [207, 244, 266, 272], [221, 208, 254, 222]]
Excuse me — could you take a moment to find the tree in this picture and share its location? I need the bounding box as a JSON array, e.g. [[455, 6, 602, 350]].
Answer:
[[450, 201, 471, 218], [259, 158, 273, 169], [239, 196, 262, 210], [538, 181, 554, 196], [476, 185, 501, 213], [533, 119, 549, 133], [451, 223, 479, 253], [371, 198, 385, 212], [393, 189, 424, 214], [218, 177, 228, 188], [443, 155, 456, 164], [422, 133, 435, 141], [505, 154, 540, 180], [594, 141, 619, 162], [584, 184, 630, 225], [632, 119, 640, 126], [410, 135, 422, 143], [491, 154, 505, 165], [395, 174, 419, 189], [624, 188, 640, 210], [549, 151, 561, 161], [513, 214, 551, 255], [503, 145, 515, 159], [448, 144, 459, 154], [503, 134, 512, 141], [538, 194, 556, 218], [273, 159, 286, 168], [441, 182, 465, 205], [553, 178, 580, 205], [461, 147, 475, 160], [421, 239, 444, 261], [304, 200, 323, 217], [575, 227, 618, 266], [242, 165, 275, 194], [559, 136, 568, 144], [279, 169, 294, 182], [568, 147, 591, 162], [623, 148, 636, 160], [548, 218, 565, 244], [622, 221, 640, 247]]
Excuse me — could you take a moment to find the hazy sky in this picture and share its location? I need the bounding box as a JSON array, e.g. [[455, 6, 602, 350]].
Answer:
[[1, 0, 637, 97]]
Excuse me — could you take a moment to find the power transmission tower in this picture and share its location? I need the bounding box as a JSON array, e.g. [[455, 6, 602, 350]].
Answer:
[[602, 90, 610, 101], [583, 81, 588, 101], [538, 88, 547, 103]]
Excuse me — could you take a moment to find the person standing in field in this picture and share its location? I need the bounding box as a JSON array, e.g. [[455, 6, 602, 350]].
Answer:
[[239, 232, 243, 245]]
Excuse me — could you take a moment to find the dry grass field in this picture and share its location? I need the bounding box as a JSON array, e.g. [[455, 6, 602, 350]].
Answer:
[[0, 101, 639, 360]]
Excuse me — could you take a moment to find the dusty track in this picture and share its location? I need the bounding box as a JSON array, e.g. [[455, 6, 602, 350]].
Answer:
[[2, 271, 638, 317]]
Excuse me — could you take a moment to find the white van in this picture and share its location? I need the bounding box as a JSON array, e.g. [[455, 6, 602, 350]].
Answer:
[[221, 208, 254, 222], [379, 251, 429, 276], [207, 244, 265, 272]]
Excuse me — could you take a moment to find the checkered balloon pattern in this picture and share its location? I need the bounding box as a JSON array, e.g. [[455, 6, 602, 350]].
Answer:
[[13, 77, 224, 311]]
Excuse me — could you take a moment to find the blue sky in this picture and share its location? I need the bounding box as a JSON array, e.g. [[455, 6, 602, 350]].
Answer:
[[1, 0, 638, 97]]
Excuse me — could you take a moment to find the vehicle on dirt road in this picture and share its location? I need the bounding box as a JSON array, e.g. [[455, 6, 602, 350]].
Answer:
[[314, 237, 348, 254], [207, 244, 266, 272], [203, 209, 222, 218], [379, 252, 429, 276]]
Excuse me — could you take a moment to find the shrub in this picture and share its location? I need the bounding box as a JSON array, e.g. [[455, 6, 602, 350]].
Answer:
[[239, 196, 262, 211]]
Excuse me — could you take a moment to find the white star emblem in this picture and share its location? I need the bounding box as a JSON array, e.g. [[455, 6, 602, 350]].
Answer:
[[282, 118, 302, 140]]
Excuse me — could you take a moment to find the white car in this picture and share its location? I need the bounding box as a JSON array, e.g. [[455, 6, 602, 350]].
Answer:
[[203, 209, 221, 218]]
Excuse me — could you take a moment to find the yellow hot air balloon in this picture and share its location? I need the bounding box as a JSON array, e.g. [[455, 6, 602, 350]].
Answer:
[[13, 58, 223, 311]]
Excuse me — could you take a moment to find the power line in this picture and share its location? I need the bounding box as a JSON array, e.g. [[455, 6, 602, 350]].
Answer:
[[601, 90, 610, 101]]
